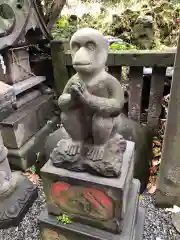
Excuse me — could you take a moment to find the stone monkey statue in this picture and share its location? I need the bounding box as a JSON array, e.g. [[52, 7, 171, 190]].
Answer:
[[50, 28, 127, 177], [45, 28, 152, 191]]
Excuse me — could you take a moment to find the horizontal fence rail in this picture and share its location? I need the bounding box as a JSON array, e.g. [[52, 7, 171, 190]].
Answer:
[[65, 50, 176, 67]]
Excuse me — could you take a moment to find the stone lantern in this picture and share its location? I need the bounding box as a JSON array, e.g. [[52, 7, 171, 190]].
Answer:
[[0, 81, 37, 229]]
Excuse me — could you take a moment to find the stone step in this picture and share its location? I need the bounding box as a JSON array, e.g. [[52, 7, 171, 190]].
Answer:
[[8, 116, 59, 170], [15, 89, 42, 109], [39, 178, 145, 240], [40, 141, 135, 234], [135, 207, 146, 240], [0, 94, 54, 149], [13, 76, 46, 95]]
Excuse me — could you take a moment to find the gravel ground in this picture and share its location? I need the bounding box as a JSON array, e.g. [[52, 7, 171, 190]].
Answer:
[[0, 181, 180, 240]]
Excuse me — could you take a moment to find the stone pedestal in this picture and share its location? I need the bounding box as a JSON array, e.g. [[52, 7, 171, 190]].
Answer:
[[8, 116, 59, 170], [0, 43, 59, 171], [39, 179, 145, 240], [39, 141, 145, 239], [1, 95, 55, 149], [0, 171, 37, 229], [0, 133, 38, 229], [0, 94, 59, 170], [41, 141, 134, 234]]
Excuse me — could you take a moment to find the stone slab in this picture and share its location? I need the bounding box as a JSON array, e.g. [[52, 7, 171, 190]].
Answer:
[[8, 116, 59, 170], [0, 82, 16, 105], [15, 89, 42, 109], [13, 76, 46, 95], [0, 104, 15, 122], [0, 94, 54, 149], [0, 81, 16, 122], [0, 171, 38, 229], [39, 179, 144, 240], [135, 207, 146, 240], [40, 141, 135, 234]]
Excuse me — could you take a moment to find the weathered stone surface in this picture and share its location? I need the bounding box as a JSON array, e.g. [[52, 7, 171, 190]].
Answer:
[[39, 179, 145, 240], [156, 33, 180, 207], [50, 28, 127, 178], [15, 89, 42, 109], [45, 115, 151, 193], [4, 49, 31, 84], [0, 171, 37, 229], [172, 211, 180, 234], [41, 141, 134, 234], [8, 116, 59, 170], [0, 132, 13, 195], [0, 0, 48, 51], [0, 81, 15, 103], [0, 94, 54, 149], [51, 133, 127, 177], [13, 76, 46, 95], [135, 207, 146, 240], [51, 40, 69, 96], [0, 81, 16, 121], [0, 104, 15, 122], [133, 15, 154, 49]]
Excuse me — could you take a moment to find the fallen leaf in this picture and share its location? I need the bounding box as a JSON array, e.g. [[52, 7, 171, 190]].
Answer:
[[23, 173, 40, 185], [147, 183, 156, 194], [152, 158, 161, 167], [139, 195, 143, 200]]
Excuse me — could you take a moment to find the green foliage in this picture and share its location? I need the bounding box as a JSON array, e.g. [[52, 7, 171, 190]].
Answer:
[[54, 16, 77, 39], [53, 0, 180, 50], [29, 165, 36, 174], [110, 42, 137, 50], [56, 214, 72, 224]]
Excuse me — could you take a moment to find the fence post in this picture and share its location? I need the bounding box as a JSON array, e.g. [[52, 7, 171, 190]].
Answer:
[[51, 40, 69, 96], [155, 33, 180, 207]]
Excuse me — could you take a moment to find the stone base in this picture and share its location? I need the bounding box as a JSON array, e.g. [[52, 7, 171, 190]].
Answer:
[[0, 171, 38, 229], [13, 76, 46, 95], [0, 82, 16, 122], [40, 141, 135, 234], [0, 94, 55, 149], [155, 189, 174, 208], [135, 207, 146, 240], [8, 116, 60, 170], [39, 179, 145, 240]]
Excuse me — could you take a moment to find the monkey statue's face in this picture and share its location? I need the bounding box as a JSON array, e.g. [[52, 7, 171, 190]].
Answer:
[[70, 28, 108, 75]]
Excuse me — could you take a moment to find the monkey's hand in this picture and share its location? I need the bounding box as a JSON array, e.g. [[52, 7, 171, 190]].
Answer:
[[71, 83, 89, 104], [71, 82, 84, 95], [58, 93, 74, 111]]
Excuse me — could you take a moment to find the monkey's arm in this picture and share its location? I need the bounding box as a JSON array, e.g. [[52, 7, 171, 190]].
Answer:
[[58, 75, 80, 111], [82, 78, 124, 116]]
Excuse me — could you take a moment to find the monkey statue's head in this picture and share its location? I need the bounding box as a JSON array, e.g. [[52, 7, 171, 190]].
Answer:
[[70, 28, 108, 75]]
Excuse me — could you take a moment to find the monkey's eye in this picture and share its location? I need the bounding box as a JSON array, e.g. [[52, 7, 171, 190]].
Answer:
[[86, 41, 96, 51], [71, 42, 80, 52]]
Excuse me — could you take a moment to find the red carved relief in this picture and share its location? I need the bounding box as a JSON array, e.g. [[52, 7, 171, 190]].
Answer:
[[51, 181, 114, 220]]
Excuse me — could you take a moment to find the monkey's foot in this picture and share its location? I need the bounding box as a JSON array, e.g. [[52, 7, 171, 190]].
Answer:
[[86, 145, 105, 161], [50, 139, 84, 171], [84, 134, 127, 177], [64, 140, 81, 156]]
